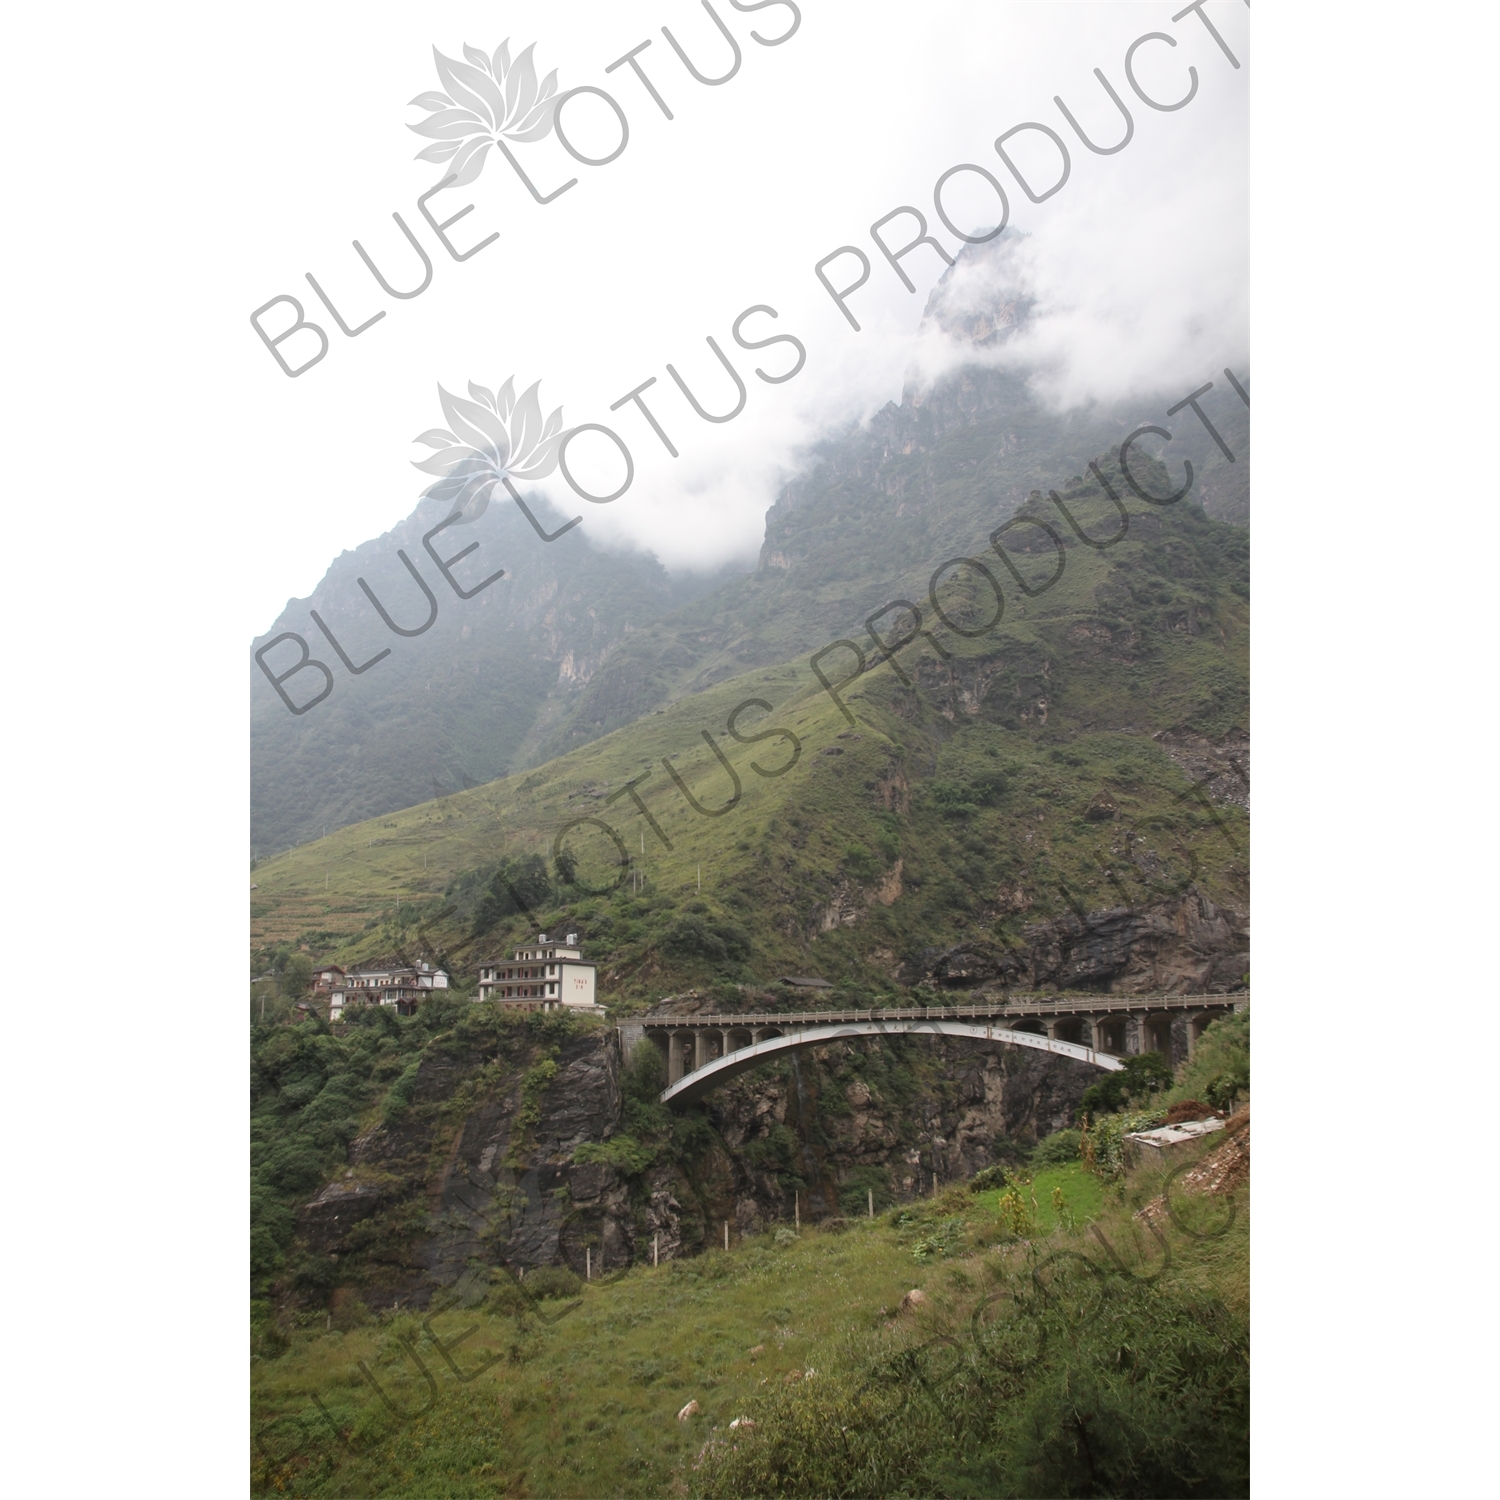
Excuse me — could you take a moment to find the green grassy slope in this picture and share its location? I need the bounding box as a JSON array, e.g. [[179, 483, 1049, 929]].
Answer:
[[252, 1139, 1248, 1498]]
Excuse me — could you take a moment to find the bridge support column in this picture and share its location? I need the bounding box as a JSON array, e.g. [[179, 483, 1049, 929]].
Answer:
[[694, 1031, 707, 1071], [1142, 1014, 1173, 1058]]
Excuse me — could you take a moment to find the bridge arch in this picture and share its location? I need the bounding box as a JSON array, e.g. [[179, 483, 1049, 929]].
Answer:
[[1141, 1012, 1174, 1057], [660, 1019, 1124, 1108]]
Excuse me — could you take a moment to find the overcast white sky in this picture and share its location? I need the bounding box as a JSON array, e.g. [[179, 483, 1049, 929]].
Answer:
[[250, 0, 1248, 634]]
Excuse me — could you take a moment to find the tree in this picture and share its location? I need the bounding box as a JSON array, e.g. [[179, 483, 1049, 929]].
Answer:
[[1079, 1050, 1173, 1118], [280, 952, 314, 1000]]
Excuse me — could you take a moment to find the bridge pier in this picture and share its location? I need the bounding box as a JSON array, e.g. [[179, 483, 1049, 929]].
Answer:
[[1092, 1016, 1132, 1056], [1142, 1014, 1173, 1057]]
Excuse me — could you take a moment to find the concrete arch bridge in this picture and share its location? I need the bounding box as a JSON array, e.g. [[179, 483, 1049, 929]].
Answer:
[[615, 993, 1246, 1108]]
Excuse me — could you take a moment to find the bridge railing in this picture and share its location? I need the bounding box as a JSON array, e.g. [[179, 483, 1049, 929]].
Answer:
[[636, 993, 1246, 1029]]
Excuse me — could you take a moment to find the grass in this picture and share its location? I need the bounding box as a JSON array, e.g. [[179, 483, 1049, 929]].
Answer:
[[970, 1160, 1104, 1233], [252, 1138, 1247, 1497]]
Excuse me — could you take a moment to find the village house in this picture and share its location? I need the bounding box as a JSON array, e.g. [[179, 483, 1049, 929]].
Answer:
[[310, 964, 345, 997], [477, 933, 605, 1015], [328, 960, 449, 1020]]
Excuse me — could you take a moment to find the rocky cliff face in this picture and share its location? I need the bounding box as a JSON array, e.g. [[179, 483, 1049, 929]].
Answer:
[[898, 889, 1249, 998], [702, 1035, 1094, 1226], [292, 1016, 1098, 1312], [297, 1026, 632, 1309]]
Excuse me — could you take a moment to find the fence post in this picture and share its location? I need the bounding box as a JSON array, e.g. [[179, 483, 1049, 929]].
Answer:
[[654, 1233, 659, 1268], [868, 1188, 874, 1220]]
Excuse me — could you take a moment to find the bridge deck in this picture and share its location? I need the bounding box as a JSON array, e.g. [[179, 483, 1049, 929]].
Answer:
[[636, 993, 1246, 1030]]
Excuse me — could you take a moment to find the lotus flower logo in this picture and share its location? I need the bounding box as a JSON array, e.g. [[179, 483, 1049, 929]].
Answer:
[[408, 41, 560, 189], [412, 378, 566, 525]]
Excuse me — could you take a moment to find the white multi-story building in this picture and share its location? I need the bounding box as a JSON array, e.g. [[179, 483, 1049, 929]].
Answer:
[[477, 932, 604, 1014], [329, 960, 449, 1020]]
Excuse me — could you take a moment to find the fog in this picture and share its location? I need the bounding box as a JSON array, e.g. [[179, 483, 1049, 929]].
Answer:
[[250, 0, 1248, 633]]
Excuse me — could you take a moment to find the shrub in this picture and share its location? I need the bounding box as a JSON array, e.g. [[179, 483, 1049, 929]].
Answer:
[[661, 914, 752, 963], [471, 854, 553, 936], [573, 1134, 656, 1175], [1080, 1051, 1173, 1117], [622, 1039, 667, 1102], [1081, 1108, 1166, 1182], [838, 1165, 894, 1217], [1166, 1009, 1249, 1112], [524, 1265, 581, 1301], [911, 1216, 968, 1261], [1205, 1068, 1248, 1112], [1031, 1128, 1083, 1167], [994, 1187, 1035, 1238], [484, 1271, 530, 1316], [380, 1060, 422, 1125]]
